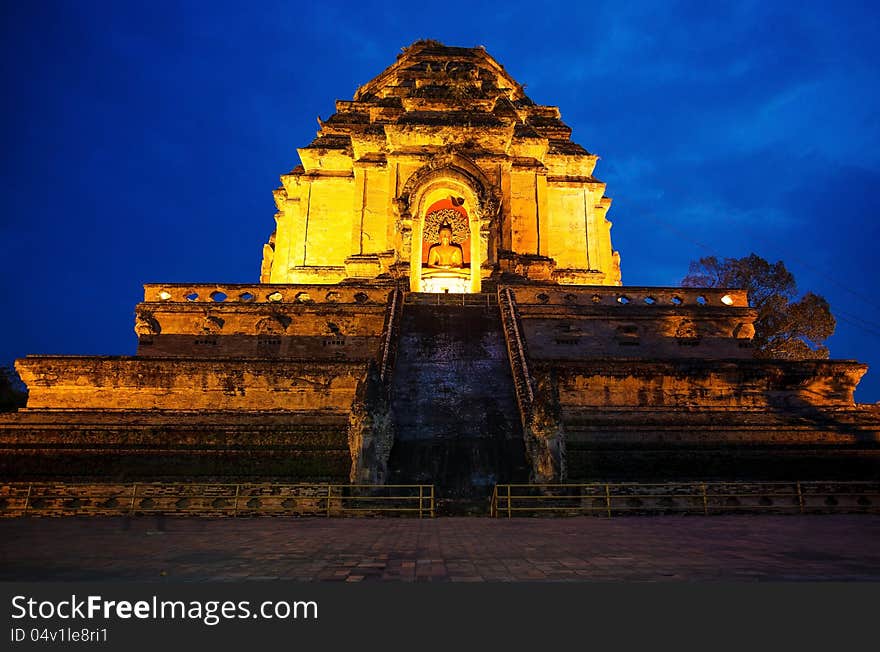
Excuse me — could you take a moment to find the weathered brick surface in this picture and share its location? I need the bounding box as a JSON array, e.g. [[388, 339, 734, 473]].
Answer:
[[135, 283, 391, 358], [0, 410, 351, 481], [2, 42, 879, 492], [388, 303, 528, 498], [514, 285, 757, 359], [17, 358, 366, 410], [263, 42, 622, 290]]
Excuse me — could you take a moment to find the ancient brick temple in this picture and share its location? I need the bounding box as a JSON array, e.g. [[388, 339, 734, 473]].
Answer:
[[2, 41, 878, 497]]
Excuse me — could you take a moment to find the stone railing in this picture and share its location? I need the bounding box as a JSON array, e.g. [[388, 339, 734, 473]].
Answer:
[[142, 283, 394, 305], [498, 287, 535, 420], [379, 288, 403, 384], [508, 286, 749, 308]]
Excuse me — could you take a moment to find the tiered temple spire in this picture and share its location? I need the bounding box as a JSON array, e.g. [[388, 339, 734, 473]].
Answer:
[[262, 40, 621, 293]]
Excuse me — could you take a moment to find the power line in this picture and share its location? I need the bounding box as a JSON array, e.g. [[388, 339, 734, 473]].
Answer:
[[834, 310, 880, 340], [770, 252, 880, 315], [637, 211, 880, 315]]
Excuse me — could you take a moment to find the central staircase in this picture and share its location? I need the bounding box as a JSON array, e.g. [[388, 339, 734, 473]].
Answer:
[[387, 293, 528, 515]]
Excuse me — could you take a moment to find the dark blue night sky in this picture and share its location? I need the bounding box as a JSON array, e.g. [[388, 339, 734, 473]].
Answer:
[[2, 1, 879, 401]]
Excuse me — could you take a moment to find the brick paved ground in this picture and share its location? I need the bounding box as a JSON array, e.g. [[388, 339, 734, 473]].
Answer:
[[1, 515, 878, 581]]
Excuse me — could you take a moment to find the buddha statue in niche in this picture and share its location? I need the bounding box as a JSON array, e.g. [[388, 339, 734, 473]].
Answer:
[[426, 220, 464, 268]]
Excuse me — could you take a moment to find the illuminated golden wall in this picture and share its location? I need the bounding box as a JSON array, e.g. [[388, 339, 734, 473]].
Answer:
[[262, 42, 622, 291]]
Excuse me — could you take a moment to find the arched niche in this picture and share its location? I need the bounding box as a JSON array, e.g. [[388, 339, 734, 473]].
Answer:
[[401, 162, 496, 293], [420, 197, 471, 293]]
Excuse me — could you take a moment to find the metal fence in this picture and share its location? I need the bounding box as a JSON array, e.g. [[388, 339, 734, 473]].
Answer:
[[490, 481, 880, 517], [0, 483, 435, 518]]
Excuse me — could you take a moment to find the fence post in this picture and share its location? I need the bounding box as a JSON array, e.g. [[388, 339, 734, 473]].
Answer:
[[233, 484, 240, 518], [701, 483, 708, 516], [796, 481, 805, 514], [326, 485, 332, 517], [605, 484, 612, 518], [23, 483, 32, 516], [419, 485, 423, 519], [128, 483, 138, 515], [430, 485, 435, 518], [507, 485, 512, 519]]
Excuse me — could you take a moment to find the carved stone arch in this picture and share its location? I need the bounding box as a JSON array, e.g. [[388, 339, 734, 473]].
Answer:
[[255, 314, 291, 335], [396, 150, 501, 293], [134, 311, 161, 336], [198, 314, 225, 334], [397, 150, 499, 221]]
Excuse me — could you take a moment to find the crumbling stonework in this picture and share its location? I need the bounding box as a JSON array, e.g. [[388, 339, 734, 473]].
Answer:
[[0, 41, 878, 493], [347, 362, 395, 483], [262, 41, 621, 292], [523, 371, 567, 483]]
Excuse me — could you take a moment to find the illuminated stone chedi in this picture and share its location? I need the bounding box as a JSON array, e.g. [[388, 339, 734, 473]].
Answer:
[[260, 41, 621, 293], [2, 42, 878, 493]]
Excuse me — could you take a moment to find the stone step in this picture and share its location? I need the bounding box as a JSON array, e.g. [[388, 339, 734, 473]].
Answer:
[[435, 497, 492, 517], [388, 302, 528, 495]]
